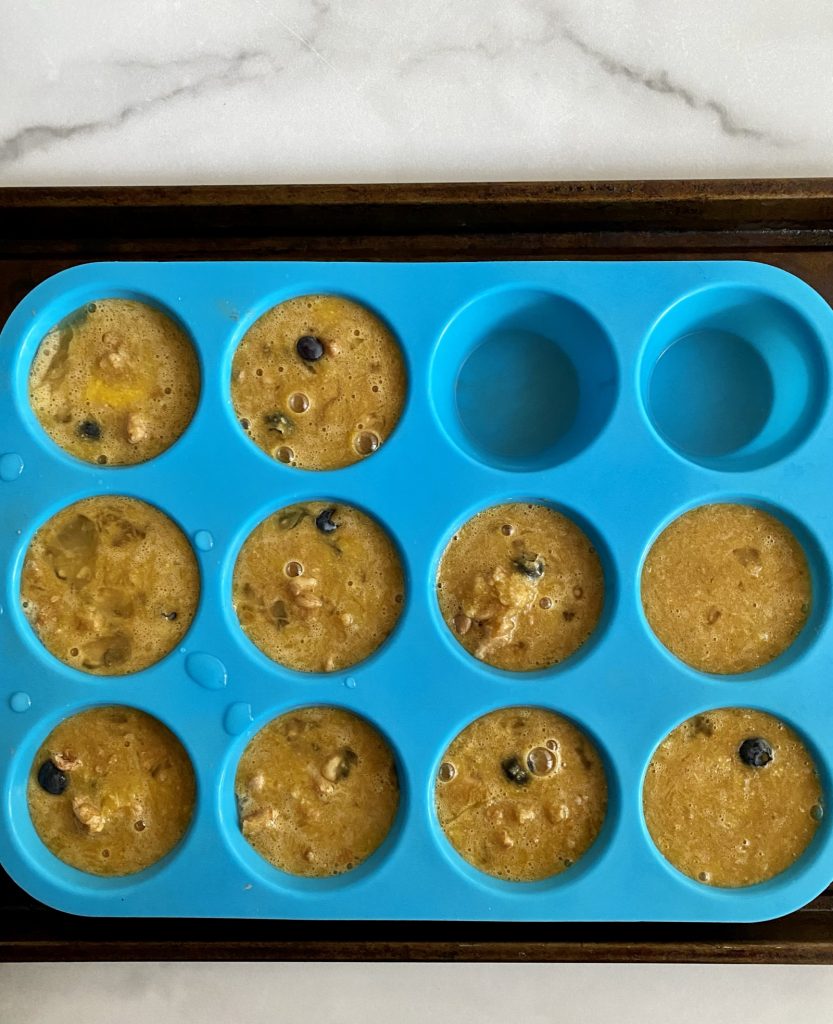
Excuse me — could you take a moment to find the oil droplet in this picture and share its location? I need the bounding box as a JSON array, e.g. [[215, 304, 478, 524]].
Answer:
[[276, 445, 294, 464], [9, 691, 31, 713], [288, 392, 309, 413], [224, 702, 253, 736], [344, 676, 357, 689], [354, 431, 379, 456], [0, 454, 23, 482], [438, 761, 456, 782], [194, 530, 214, 552], [185, 652, 228, 690]]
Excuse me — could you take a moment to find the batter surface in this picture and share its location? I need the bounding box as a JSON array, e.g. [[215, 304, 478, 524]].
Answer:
[[643, 707, 822, 887], [29, 298, 199, 466], [436, 503, 604, 671], [641, 503, 811, 674], [233, 500, 404, 672], [28, 706, 195, 876], [231, 294, 406, 471], [20, 495, 200, 675], [235, 706, 399, 877], [435, 707, 608, 881]]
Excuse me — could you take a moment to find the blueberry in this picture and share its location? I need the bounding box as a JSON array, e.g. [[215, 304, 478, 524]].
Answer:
[[37, 760, 68, 795], [513, 554, 544, 579], [739, 737, 774, 768], [296, 335, 324, 362], [77, 419, 101, 440], [315, 507, 338, 533], [501, 755, 530, 786]]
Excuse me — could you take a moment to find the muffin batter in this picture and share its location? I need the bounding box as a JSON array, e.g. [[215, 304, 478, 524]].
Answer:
[[643, 707, 823, 887], [235, 706, 399, 877], [20, 495, 200, 675], [436, 503, 604, 671], [28, 706, 195, 876], [641, 503, 811, 674], [29, 298, 199, 466], [231, 294, 406, 470], [233, 500, 404, 673], [435, 707, 608, 881]]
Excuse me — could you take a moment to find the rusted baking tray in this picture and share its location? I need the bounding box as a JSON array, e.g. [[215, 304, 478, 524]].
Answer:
[[1, 180, 833, 962]]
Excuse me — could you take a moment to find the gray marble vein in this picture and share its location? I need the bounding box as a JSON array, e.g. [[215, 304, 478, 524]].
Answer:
[[0, 49, 277, 167]]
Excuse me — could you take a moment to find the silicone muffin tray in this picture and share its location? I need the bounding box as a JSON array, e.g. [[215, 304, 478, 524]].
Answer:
[[2, 258, 833, 923]]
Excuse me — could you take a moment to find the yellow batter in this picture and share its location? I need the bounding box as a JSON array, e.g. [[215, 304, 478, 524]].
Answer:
[[436, 503, 604, 671], [232, 500, 404, 673], [231, 294, 407, 470], [643, 707, 823, 887], [20, 495, 200, 675], [641, 503, 811, 674], [28, 706, 195, 876], [235, 706, 399, 877], [435, 707, 608, 881], [29, 298, 199, 466]]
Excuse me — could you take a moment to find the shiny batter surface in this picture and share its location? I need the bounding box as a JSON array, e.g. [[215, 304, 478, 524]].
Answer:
[[436, 503, 604, 671], [29, 298, 199, 466], [435, 707, 608, 881], [641, 503, 811, 674], [232, 500, 404, 673], [231, 294, 407, 471], [28, 706, 195, 876], [643, 708, 822, 887], [235, 706, 399, 877], [20, 495, 200, 675]]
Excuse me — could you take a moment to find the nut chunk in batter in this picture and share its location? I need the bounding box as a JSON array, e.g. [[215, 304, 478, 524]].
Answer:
[[28, 706, 195, 876], [436, 503, 604, 671], [641, 503, 811, 674], [235, 706, 399, 877], [232, 501, 404, 673], [20, 495, 200, 675], [643, 708, 823, 887], [28, 298, 199, 466], [231, 294, 407, 471], [436, 707, 608, 881]]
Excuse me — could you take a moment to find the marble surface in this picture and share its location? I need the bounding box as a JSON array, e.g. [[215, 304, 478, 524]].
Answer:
[[2, 0, 832, 186], [2, 962, 833, 1023]]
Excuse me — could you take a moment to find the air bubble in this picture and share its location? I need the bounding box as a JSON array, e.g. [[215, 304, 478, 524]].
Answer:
[[500, 524, 513, 536], [276, 446, 294, 464], [438, 762, 456, 783], [96, 455, 108, 465], [285, 561, 303, 577], [354, 431, 379, 456], [289, 392, 309, 413], [527, 746, 556, 776], [539, 597, 553, 610], [811, 804, 824, 821]]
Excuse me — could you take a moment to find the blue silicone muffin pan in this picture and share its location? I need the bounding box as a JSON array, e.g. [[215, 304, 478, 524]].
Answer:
[[2, 259, 833, 922]]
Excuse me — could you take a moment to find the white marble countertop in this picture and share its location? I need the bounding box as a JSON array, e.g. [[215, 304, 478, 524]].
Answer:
[[2, 0, 832, 186], [3, 0, 833, 1016]]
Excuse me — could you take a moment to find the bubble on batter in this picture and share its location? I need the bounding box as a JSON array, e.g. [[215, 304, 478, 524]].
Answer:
[[539, 597, 553, 610], [285, 561, 304, 577], [275, 445, 294, 464], [289, 392, 310, 413], [527, 746, 557, 776], [438, 761, 456, 783], [354, 431, 379, 456]]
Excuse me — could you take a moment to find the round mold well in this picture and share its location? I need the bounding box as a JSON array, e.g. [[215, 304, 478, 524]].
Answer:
[[6, 701, 200, 897], [640, 285, 829, 471], [429, 496, 618, 678], [428, 703, 620, 894], [431, 287, 619, 471], [16, 290, 203, 470], [219, 702, 408, 896], [635, 496, 830, 680], [637, 704, 833, 898]]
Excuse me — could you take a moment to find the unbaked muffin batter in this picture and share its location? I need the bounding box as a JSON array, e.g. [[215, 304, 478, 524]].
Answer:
[[436, 503, 604, 671], [435, 707, 608, 881], [643, 707, 822, 887], [29, 298, 199, 466], [232, 500, 404, 673], [20, 495, 199, 675], [28, 706, 195, 876], [231, 294, 406, 470], [641, 503, 811, 674], [235, 706, 399, 877]]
